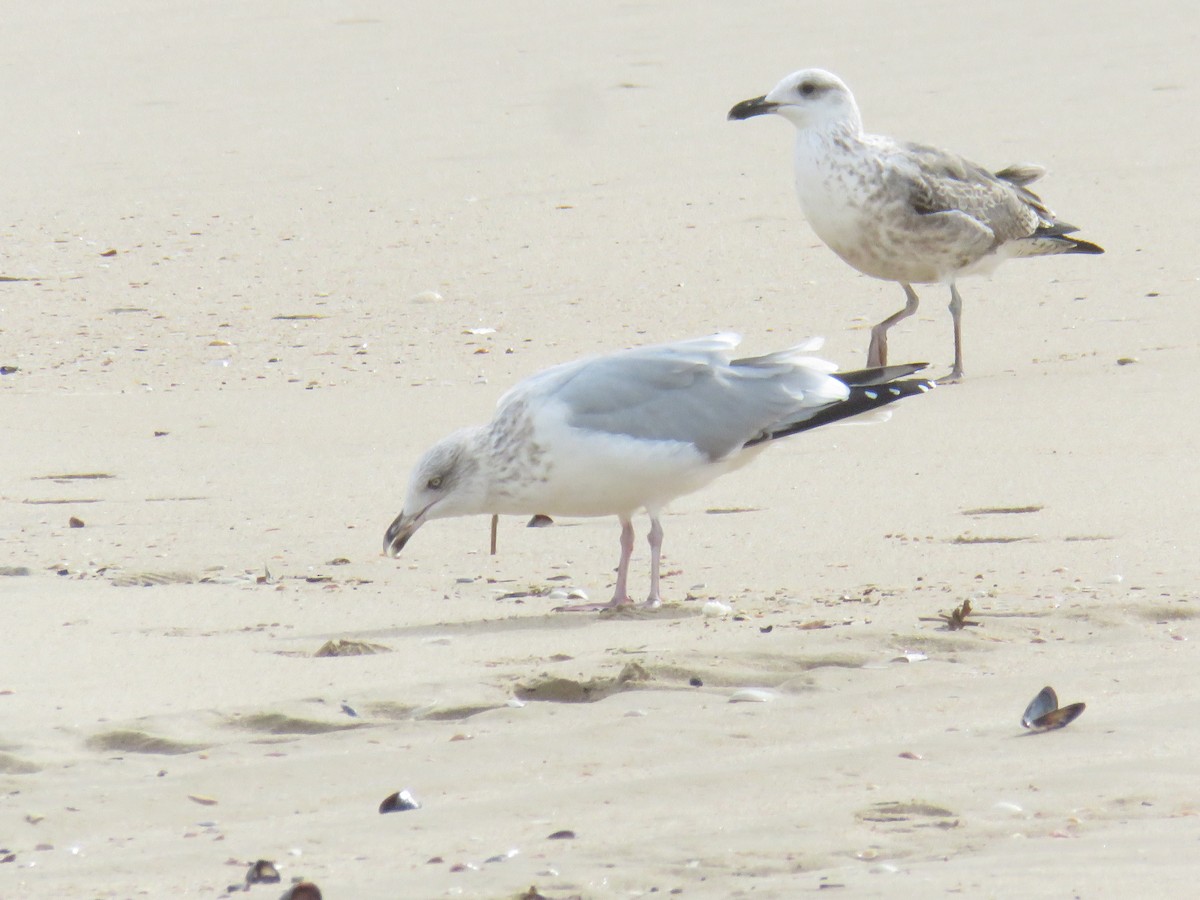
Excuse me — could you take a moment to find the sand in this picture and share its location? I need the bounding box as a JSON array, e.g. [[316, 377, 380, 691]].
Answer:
[[3, 1, 1199, 897]]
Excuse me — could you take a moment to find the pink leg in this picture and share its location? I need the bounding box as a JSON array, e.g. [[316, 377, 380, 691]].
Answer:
[[936, 283, 965, 384], [554, 516, 637, 612], [643, 514, 663, 608], [611, 516, 635, 604], [867, 282, 920, 367]]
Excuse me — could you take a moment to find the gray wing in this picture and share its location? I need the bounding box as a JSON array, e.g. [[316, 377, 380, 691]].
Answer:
[[513, 337, 844, 460], [888, 141, 1046, 246]]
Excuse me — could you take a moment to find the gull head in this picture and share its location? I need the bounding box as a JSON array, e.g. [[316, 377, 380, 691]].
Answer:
[[728, 69, 860, 132], [383, 429, 486, 557]]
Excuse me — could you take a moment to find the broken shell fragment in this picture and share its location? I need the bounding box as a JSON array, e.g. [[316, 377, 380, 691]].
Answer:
[[729, 688, 775, 703], [379, 789, 421, 813], [245, 859, 280, 884], [281, 883, 322, 900]]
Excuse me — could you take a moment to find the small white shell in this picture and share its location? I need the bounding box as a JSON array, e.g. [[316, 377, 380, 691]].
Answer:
[[410, 290, 444, 304], [506, 697, 526, 708], [729, 688, 775, 703], [702, 600, 731, 617]]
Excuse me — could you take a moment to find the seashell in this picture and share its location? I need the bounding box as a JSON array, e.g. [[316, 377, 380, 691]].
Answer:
[[1021, 686, 1085, 731], [410, 290, 443, 304], [546, 829, 575, 840], [245, 859, 280, 884], [484, 848, 519, 863], [282, 883, 322, 900], [702, 600, 731, 617], [506, 697, 526, 708], [891, 651, 927, 663], [1021, 685, 1057, 727], [379, 789, 421, 814], [729, 688, 775, 703]]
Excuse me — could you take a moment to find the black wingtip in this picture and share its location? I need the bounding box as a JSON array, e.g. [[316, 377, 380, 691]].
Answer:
[[1067, 237, 1104, 255], [834, 363, 929, 387], [748, 376, 934, 446], [1035, 222, 1104, 255]]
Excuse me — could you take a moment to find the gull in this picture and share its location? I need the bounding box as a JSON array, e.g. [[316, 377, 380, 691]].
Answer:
[[729, 69, 1103, 382], [383, 334, 933, 610]]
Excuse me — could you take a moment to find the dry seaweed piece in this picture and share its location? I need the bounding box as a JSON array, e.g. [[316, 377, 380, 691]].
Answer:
[[919, 599, 980, 630]]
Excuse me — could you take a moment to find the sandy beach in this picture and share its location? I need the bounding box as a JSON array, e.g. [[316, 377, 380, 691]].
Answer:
[[3, 1, 1199, 896]]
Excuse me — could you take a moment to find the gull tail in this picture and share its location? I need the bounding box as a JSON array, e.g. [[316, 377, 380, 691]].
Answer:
[[994, 164, 1046, 188], [745, 367, 934, 447], [1012, 221, 1104, 258]]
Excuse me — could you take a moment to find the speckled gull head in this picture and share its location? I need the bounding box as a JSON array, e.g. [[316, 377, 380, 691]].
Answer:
[[383, 427, 487, 555], [727, 68, 862, 132]]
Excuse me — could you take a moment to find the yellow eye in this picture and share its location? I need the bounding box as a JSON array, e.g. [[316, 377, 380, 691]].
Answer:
[[427, 476, 443, 489]]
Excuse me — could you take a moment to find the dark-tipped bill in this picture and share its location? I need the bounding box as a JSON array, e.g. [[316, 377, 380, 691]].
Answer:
[[383, 512, 421, 557], [728, 95, 779, 120]]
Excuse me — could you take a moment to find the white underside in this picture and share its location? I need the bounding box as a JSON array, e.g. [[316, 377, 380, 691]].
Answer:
[[487, 417, 763, 519]]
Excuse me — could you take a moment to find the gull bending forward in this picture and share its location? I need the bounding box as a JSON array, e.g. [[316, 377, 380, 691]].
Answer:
[[729, 69, 1103, 382], [383, 334, 933, 610]]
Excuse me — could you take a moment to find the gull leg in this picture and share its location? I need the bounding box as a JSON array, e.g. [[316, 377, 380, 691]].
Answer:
[[555, 516, 636, 612], [937, 284, 965, 384], [867, 283, 920, 367], [643, 514, 664, 608], [612, 516, 635, 605]]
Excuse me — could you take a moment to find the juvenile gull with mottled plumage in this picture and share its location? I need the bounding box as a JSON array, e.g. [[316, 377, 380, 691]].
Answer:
[[729, 68, 1103, 382], [383, 334, 933, 610]]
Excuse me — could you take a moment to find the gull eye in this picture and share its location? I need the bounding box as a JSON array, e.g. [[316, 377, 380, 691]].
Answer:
[[427, 475, 443, 490], [799, 81, 816, 97]]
